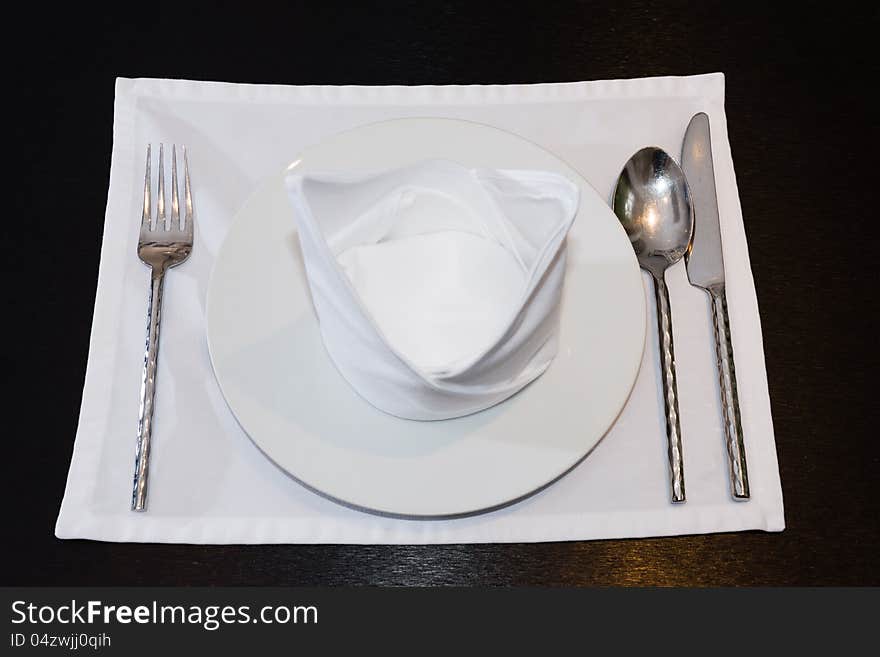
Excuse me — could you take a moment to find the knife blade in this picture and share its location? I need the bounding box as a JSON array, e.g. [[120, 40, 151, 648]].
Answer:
[[681, 112, 750, 500], [682, 112, 725, 290]]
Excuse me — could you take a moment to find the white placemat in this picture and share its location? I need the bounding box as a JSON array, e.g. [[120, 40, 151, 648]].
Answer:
[[56, 73, 784, 544]]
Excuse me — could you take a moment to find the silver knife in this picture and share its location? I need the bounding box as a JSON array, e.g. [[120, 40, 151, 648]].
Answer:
[[681, 112, 750, 500]]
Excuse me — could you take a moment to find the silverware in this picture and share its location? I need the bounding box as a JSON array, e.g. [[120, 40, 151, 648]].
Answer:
[[131, 144, 193, 511], [613, 147, 694, 503], [681, 113, 750, 500]]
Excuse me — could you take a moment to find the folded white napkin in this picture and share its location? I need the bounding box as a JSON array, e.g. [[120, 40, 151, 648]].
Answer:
[[55, 74, 784, 544], [286, 159, 579, 420]]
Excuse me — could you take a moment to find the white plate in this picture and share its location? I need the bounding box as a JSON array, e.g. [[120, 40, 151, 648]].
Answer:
[[206, 118, 646, 518]]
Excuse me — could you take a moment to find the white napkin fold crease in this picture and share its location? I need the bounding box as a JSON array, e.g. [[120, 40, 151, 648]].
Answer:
[[55, 73, 784, 544]]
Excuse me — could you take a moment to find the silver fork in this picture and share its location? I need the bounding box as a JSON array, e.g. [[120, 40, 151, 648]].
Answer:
[[131, 144, 193, 511]]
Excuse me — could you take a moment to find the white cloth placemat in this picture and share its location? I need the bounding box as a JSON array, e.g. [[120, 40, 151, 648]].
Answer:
[[56, 73, 784, 543]]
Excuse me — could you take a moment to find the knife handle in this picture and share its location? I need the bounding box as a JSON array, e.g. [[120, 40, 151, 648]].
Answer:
[[653, 273, 685, 503], [708, 285, 750, 499]]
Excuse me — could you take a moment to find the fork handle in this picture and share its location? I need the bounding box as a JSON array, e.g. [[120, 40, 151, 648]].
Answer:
[[131, 268, 166, 511], [708, 284, 750, 499]]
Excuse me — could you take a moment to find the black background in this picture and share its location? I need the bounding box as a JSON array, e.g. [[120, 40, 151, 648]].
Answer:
[[6, 1, 877, 585]]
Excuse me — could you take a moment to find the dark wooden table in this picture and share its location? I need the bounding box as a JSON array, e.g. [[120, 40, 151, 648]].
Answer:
[[8, 2, 877, 586]]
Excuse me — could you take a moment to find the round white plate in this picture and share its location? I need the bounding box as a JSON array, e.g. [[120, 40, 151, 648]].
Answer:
[[206, 118, 646, 518]]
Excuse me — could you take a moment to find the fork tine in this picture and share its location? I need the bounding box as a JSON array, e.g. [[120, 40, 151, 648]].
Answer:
[[157, 143, 166, 230], [141, 144, 151, 229], [170, 145, 180, 229], [183, 145, 193, 234]]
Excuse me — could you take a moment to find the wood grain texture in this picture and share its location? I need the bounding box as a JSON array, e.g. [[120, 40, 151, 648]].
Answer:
[[5, 1, 877, 586]]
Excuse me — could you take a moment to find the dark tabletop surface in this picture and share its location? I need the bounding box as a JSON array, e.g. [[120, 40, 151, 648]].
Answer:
[[7, 1, 877, 586]]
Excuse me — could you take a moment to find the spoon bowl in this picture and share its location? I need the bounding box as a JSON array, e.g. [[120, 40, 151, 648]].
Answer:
[[613, 147, 694, 278]]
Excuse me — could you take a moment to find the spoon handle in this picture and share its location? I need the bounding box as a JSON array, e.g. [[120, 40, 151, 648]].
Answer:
[[653, 274, 686, 503], [708, 284, 750, 499]]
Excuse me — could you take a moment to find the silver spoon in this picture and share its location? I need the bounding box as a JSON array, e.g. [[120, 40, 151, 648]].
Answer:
[[613, 147, 694, 503]]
